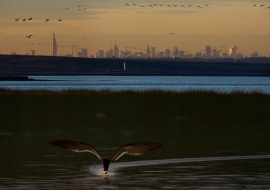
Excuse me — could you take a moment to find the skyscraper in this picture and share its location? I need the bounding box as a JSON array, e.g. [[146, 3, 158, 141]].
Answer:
[[164, 49, 170, 58], [97, 50, 104, 58], [51, 31, 57, 56], [113, 44, 119, 58], [81, 48, 88, 57], [205, 46, 211, 58], [150, 47, 156, 58], [228, 45, 237, 59], [30, 50, 35, 56], [106, 43, 113, 58], [172, 47, 179, 58], [212, 49, 220, 58], [146, 43, 150, 58]]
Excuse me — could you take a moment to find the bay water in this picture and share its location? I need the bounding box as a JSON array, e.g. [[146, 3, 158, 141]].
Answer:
[[0, 76, 269, 93]]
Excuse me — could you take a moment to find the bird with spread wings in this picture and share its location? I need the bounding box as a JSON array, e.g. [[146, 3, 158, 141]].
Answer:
[[50, 140, 162, 177]]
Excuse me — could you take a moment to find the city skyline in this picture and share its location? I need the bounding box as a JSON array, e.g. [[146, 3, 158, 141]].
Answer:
[[0, 0, 269, 56], [93, 43, 260, 59], [8, 32, 267, 59], [5, 30, 270, 58]]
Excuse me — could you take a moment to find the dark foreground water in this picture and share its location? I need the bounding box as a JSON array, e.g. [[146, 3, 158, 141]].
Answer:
[[0, 92, 270, 189], [1, 154, 270, 190], [0, 76, 269, 93]]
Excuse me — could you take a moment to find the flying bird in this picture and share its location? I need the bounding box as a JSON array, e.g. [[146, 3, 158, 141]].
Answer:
[[169, 33, 175, 35], [26, 35, 33, 38], [125, 3, 129, 6], [252, 4, 257, 6], [46, 19, 49, 22], [15, 18, 19, 21], [58, 19, 62, 21], [197, 6, 202, 9], [22, 19, 26, 21], [260, 5, 264, 7], [50, 140, 162, 177], [28, 17, 33, 20]]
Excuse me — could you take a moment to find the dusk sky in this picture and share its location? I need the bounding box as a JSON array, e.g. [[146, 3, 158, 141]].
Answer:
[[0, 0, 269, 56]]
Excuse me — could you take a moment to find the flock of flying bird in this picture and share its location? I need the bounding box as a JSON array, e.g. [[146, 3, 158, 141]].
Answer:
[[125, 3, 209, 9], [125, 3, 270, 9], [26, 43, 85, 54], [17, 2, 269, 40], [13, 5, 87, 40], [252, 4, 270, 8], [14, 4, 88, 27], [15, 17, 63, 25], [12, 2, 268, 55]]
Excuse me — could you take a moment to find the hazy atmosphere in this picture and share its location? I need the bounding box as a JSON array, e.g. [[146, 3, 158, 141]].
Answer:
[[0, 0, 269, 56]]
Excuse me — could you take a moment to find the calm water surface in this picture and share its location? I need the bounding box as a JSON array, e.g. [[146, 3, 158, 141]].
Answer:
[[0, 76, 269, 93], [1, 153, 270, 190], [1, 76, 270, 189]]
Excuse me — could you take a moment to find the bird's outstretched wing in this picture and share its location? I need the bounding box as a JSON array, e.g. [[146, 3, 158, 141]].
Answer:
[[111, 142, 162, 161], [50, 140, 102, 161]]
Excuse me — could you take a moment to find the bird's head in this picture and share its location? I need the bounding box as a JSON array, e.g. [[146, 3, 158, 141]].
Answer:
[[102, 157, 111, 176]]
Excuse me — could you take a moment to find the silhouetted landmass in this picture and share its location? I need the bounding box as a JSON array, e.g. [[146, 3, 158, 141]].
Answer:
[[0, 75, 33, 81], [0, 55, 269, 76]]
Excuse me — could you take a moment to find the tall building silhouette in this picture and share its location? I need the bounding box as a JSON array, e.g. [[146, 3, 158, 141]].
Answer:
[[51, 31, 57, 56], [113, 44, 119, 58], [164, 49, 170, 58], [146, 43, 150, 58], [229, 45, 237, 59], [106, 43, 113, 58], [205, 46, 211, 58], [172, 47, 179, 58], [150, 47, 156, 58], [30, 50, 35, 56]]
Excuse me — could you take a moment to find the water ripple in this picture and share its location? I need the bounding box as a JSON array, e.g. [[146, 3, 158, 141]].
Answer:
[[90, 154, 270, 176]]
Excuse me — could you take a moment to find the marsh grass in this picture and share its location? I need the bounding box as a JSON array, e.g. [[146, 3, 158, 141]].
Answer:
[[0, 88, 267, 95]]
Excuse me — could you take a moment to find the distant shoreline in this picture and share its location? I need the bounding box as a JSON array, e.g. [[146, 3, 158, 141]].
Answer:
[[0, 88, 268, 95], [0, 75, 33, 81], [0, 55, 269, 76]]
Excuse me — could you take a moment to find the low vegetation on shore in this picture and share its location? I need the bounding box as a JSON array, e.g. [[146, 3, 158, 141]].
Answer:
[[0, 88, 266, 95]]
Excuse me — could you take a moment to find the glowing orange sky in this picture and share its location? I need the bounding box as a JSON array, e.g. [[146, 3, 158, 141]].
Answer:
[[0, 0, 269, 57]]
